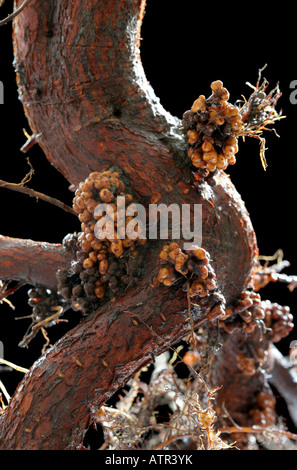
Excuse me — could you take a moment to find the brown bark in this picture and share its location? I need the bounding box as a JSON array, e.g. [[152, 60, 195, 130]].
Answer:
[[0, 0, 288, 450]]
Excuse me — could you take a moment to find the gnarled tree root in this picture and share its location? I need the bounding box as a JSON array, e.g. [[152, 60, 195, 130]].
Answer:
[[0, 0, 294, 450]]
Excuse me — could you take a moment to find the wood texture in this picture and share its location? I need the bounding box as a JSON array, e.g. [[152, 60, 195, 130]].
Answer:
[[0, 0, 267, 449]]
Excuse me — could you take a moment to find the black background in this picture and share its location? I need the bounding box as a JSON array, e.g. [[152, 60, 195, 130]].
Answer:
[[0, 1, 297, 403]]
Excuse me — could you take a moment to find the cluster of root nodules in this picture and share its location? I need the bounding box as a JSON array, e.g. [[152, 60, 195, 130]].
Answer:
[[91, 365, 233, 450], [157, 243, 225, 318], [219, 289, 294, 341], [182, 75, 283, 177], [57, 170, 146, 315], [182, 80, 242, 178], [262, 300, 294, 343]]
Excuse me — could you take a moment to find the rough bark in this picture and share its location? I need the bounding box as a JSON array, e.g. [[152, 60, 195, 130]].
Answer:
[[12, 0, 185, 197], [0, 235, 72, 290]]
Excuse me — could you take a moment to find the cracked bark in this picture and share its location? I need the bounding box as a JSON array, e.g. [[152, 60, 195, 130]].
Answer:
[[0, 0, 292, 449]]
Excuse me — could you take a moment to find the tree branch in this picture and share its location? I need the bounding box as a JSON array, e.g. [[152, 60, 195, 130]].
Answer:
[[0, 0, 270, 451], [0, 178, 76, 215], [0, 167, 258, 447], [0, 235, 73, 289], [0, 280, 216, 449]]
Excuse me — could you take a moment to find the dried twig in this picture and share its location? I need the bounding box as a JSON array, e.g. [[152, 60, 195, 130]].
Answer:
[[238, 67, 284, 170], [20, 129, 42, 153], [186, 280, 198, 347], [253, 250, 297, 292], [0, 358, 29, 374]]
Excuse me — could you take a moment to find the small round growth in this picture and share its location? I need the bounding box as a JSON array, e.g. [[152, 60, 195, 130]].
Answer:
[[27, 287, 66, 324], [229, 388, 276, 449], [57, 170, 147, 314], [182, 80, 242, 176], [157, 243, 216, 293], [236, 353, 258, 376]]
